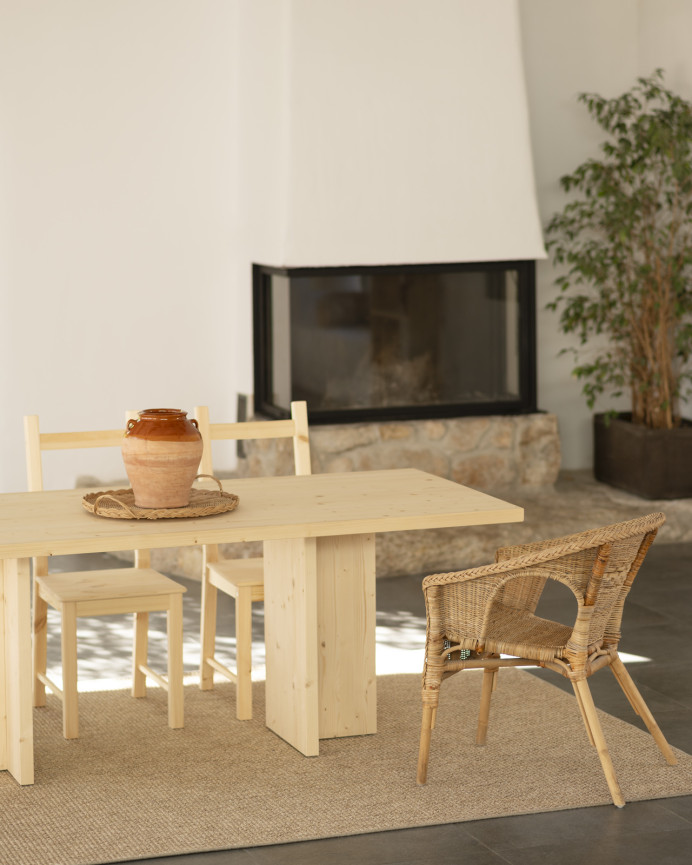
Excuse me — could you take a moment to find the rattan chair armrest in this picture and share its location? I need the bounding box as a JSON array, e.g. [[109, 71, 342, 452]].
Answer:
[[423, 541, 597, 590], [496, 538, 565, 562], [494, 513, 665, 565]]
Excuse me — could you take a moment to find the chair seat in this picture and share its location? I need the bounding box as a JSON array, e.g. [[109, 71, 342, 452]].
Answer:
[[207, 557, 264, 601], [480, 604, 573, 661], [36, 568, 186, 606]]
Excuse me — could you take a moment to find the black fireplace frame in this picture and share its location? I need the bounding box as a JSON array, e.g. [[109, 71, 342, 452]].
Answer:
[[253, 260, 537, 425]]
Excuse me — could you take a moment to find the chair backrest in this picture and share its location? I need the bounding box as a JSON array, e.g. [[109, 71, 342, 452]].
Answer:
[[497, 513, 665, 660], [192, 401, 312, 478], [24, 416, 128, 492], [23, 413, 150, 568], [573, 513, 664, 650]]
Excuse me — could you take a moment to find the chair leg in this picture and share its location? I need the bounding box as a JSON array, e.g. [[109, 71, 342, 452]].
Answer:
[[132, 612, 148, 698], [235, 587, 253, 720], [199, 574, 218, 691], [571, 681, 596, 747], [167, 594, 184, 729], [417, 703, 436, 784], [61, 603, 79, 740], [476, 666, 498, 745], [610, 655, 677, 766], [573, 678, 625, 807], [33, 590, 48, 707]]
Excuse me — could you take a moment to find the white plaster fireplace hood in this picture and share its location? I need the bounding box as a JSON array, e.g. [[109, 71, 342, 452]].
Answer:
[[238, 0, 546, 268]]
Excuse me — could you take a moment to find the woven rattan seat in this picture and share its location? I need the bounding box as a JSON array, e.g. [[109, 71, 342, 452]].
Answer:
[[482, 606, 573, 659], [416, 512, 678, 807]]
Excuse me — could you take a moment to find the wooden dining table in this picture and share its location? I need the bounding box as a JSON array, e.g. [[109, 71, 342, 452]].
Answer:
[[0, 468, 523, 784]]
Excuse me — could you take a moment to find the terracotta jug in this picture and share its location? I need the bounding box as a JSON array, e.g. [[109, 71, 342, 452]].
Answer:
[[122, 408, 203, 508]]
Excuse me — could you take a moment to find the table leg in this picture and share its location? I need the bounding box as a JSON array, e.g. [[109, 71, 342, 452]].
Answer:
[[263, 537, 319, 756], [317, 533, 376, 739], [1, 558, 34, 784], [263, 533, 377, 756]]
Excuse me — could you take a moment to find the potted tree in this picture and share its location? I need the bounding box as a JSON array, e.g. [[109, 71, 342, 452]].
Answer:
[[545, 70, 692, 499]]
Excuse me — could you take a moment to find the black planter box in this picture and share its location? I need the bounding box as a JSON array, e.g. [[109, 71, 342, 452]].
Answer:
[[594, 412, 692, 499]]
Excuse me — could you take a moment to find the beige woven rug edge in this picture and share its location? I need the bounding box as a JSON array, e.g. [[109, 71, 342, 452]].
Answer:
[[3, 669, 692, 865]]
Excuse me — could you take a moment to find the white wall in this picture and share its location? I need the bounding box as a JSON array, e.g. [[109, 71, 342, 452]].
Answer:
[[519, 0, 638, 469], [232, 0, 546, 400], [3, 0, 692, 491], [232, 0, 290, 400], [0, 0, 239, 490], [281, 0, 545, 266], [520, 0, 692, 468], [241, 0, 692, 470], [638, 0, 692, 99]]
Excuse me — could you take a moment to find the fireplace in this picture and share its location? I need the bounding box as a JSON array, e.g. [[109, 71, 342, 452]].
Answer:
[[253, 261, 537, 424]]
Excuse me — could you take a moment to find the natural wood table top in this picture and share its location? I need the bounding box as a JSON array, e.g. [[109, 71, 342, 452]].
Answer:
[[0, 468, 523, 559]]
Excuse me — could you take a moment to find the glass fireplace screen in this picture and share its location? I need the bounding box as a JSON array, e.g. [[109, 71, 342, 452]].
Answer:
[[253, 261, 536, 424]]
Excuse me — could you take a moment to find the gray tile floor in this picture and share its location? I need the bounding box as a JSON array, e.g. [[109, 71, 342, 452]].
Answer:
[[46, 540, 692, 865]]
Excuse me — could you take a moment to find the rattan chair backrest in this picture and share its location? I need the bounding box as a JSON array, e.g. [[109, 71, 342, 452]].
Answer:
[[424, 512, 665, 664], [497, 513, 665, 652]]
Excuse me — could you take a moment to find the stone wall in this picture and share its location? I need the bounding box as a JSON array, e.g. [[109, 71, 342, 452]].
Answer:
[[238, 413, 561, 496]]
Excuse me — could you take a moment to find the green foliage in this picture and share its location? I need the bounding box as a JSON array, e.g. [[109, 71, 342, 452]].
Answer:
[[545, 70, 692, 429]]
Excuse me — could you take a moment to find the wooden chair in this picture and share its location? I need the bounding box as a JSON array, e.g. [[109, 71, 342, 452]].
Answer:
[[194, 401, 311, 719], [25, 414, 187, 739], [416, 512, 677, 807]]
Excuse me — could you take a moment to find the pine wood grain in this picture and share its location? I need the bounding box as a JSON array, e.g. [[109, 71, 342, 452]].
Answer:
[[0, 469, 523, 559]]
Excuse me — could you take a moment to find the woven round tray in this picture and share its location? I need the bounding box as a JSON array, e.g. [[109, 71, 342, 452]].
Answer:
[[82, 476, 239, 520]]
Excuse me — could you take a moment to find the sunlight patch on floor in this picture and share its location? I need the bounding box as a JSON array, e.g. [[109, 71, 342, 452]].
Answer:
[[45, 610, 650, 693], [375, 622, 425, 675], [616, 651, 651, 663]]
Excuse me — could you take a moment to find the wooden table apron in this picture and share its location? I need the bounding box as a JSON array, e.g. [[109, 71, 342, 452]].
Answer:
[[0, 469, 523, 784]]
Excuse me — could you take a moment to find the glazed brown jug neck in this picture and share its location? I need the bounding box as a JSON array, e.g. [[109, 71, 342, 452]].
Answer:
[[126, 409, 201, 442]]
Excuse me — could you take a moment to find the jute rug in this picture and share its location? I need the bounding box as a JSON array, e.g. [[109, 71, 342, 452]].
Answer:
[[2, 669, 692, 865]]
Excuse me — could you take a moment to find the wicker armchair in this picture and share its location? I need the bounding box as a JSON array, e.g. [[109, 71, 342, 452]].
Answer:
[[416, 513, 677, 807]]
